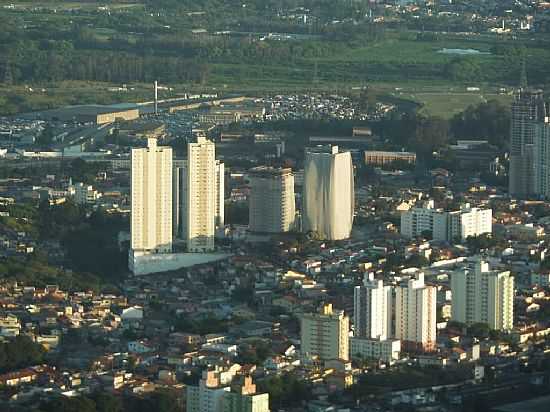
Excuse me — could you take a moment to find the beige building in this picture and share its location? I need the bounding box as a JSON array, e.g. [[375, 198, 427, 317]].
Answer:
[[364, 150, 416, 166], [223, 376, 270, 412], [187, 367, 269, 412], [130, 138, 173, 254], [301, 303, 349, 361], [248, 166, 295, 233], [451, 260, 514, 331], [186, 137, 217, 252], [395, 273, 437, 352]]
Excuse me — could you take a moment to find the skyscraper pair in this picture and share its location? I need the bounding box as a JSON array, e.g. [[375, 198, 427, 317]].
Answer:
[[130, 137, 223, 260]]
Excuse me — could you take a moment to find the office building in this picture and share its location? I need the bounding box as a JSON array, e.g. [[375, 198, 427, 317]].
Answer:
[[395, 273, 437, 352], [400, 200, 492, 242], [509, 89, 546, 198], [364, 150, 416, 166], [302, 145, 354, 240], [248, 166, 295, 233], [223, 376, 270, 412], [451, 260, 514, 331], [301, 304, 349, 361], [130, 138, 173, 254], [186, 136, 216, 252], [353, 273, 392, 340], [534, 118, 550, 198]]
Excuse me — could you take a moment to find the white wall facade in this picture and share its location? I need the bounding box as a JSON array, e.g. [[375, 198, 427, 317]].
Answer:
[[354, 273, 392, 340], [302, 146, 354, 240], [131, 138, 173, 254], [394, 273, 437, 352], [187, 137, 216, 252], [451, 260, 514, 331]]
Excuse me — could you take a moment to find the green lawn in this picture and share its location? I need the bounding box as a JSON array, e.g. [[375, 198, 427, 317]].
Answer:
[[397, 91, 514, 119]]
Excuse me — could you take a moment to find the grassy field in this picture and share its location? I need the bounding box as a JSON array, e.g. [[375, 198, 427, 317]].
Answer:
[[3, 1, 144, 11], [395, 91, 514, 118], [0, 78, 513, 120]]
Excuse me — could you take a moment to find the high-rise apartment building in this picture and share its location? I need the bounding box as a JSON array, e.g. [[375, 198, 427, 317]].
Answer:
[[400, 200, 492, 242], [509, 89, 546, 198], [451, 260, 514, 331], [302, 145, 354, 240], [351, 273, 401, 363], [187, 367, 269, 412], [223, 376, 270, 412], [130, 138, 173, 254], [301, 304, 349, 361], [173, 159, 187, 239], [534, 118, 550, 198], [353, 273, 392, 340], [173, 158, 224, 242], [186, 136, 217, 252], [186, 366, 239, 412], [248, 166, 295, 233], [395, 273, 436, 352], [215, 160, 225, 228]]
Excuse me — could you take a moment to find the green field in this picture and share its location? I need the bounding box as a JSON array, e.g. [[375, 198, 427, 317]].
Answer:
[[395, 91, 513, 119]]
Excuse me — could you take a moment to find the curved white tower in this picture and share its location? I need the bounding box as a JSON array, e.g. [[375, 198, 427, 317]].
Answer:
[[302, 145, 354, 240]]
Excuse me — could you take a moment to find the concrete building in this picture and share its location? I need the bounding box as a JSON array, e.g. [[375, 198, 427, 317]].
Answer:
[[72, 182, 100, 205], [187, 368, 233, 412], [248, 166, 295, 233], [395, 273, 437, 352], [364, 150, 416, 166], [187, 367, 267, 412], [302, 145, 354, 240], [24, 104, 140, 124], [400, 200, 492, 242], [223, 376, 270, 412], [174, 158, 224, 241], [534, 118, 550, 198], [349, 337, 401, 364], [509, 89, 546, 198], [352, 273, 400, 363], [301, 304, 349, 361], [130, 138, 173, 255], [451, 260, 514, 331], [215, 160, 225, 228], [354, 273, 392, 340], [186, 136, 216, 252]]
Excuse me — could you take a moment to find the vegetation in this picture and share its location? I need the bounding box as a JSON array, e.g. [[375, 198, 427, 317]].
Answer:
[[0, 335, 45, 374], [347, 365, 473, 401], [1, 1, 549, 114], [36, 390, 180, 412], [257, 373, 312, 410]]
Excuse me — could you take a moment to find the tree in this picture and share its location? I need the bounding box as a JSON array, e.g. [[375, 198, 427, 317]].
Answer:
[[35, 124, 55, 148], [451, 100, 510, 148], [93, 393, 123, 412]]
